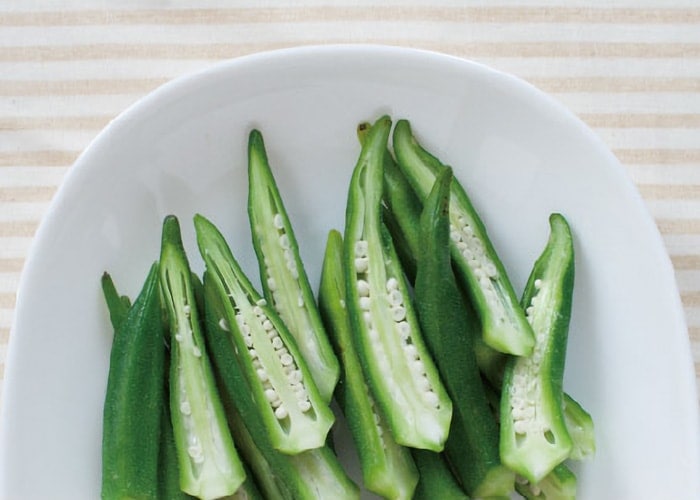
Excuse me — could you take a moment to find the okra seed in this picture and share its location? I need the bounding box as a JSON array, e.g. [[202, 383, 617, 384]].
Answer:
[[188, 445, 203, 459], [279, 234, 290, 249], [264, 389, 277, 402], [175, 333, 184, 342], [288, 370, 302, 384], [424, 391, 439, 407], [397, 321, 411, 339], [359, 296, 371, 311], [298, 400, 312, 412], [355, 240, 369, 257], [450, 230, 462, 242], [513, 421, 528, 434], [534, 279, 543, 289], [457, 241, 468, 252], [404, 344, 418, 359], [388, 289, 403, 306], [276, 347, 288, 357], [271, 398, 282, 408], [249, 349, 258, 359], [257, 368, 268, 382], [386, 277, 399, 291], [244, 335, 253, 348], [273, 213, 284, 229], [297, 292, 304, 307], [355, 257, 369, 274], [274, 406, 288, 420], [418, 375, 431, 392], [218, 318, 230, 331], [262, 319, 273, 331], [357, 279, 370, 296], [192, 346, 202, 358], [271, 336, 284, 350], [180, 401, 191, 415], [392, 306, 406, 322], [256, 298, 267, 306], [267, 277, 277, 291], [369, 328, 380, 342], [362, 311, 372, 327], [412, 359, 425, 374], [183, 304, 191, 314], [235, 313, 245, 326], [280, 353, 294, 366]]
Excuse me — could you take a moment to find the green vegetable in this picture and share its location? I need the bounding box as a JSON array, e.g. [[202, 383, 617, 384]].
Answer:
[[343, 115, 452, 451], [500, 214, 575, 484], [194, 213, 335, 454], [201, 270, 360, 500], [393, 119, 535, 356], [563, 393, 596, 461], [515, 464, 577, 500], [159, 215, 246, 499], [248, 129, 340, 402], [101, 265, 164, 500], [318, 229, 419, 499], [414, 167, 514, 497], [411, 450, 469, 500]]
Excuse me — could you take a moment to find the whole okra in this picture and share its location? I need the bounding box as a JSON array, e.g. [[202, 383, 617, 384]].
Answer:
[[414, 167, 515, 498], [393, 119, 535, 356], [194, 213, 335, 454], [100, 265, 164, 500], [318, 229, 419, 500], [159, 215, 246, 499], [343, 115, 452, 451], [248, 129, 340, 402], [500, 213, 575, 484]]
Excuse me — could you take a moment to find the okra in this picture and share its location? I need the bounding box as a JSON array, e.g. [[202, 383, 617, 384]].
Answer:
[[248, 129, 340, 402], [100, 264, 164, 500], [343, 115, 452, 451], [201, 270, 360, 500], [159, 215, 246, 499], [515, 464, 577, 500], [414, 167, 515, 497], [194, 213, 335, 454], [411, 450, 469, 500], [393, 119, 535, 356], [500, 213, 575, 484], [318, 229, 419, 499]]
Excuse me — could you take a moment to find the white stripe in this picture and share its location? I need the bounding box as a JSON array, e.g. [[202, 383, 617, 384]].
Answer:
[[0, 167, 69, 188], [646, 200, 700, 220], [0, 94, 144, 117], [628, 165, 700, 184], [596, 128, 700, 150], [0, 309, 15, 328], [554, 92, 700, 114], [663, 235, 700, 256], [0, 238, 35, 259], [677, 271, 700, 292], [0, 274, 20, 293], [0, 131, 103, 153], [0, 202, 51, 221], [0, 60, 215, 81]]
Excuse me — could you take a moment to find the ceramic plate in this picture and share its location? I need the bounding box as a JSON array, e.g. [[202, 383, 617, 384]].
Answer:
[[1, 45, 698, 499]]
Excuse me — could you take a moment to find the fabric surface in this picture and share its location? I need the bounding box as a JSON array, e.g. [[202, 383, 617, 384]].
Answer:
[[1, 1, 698, 412]]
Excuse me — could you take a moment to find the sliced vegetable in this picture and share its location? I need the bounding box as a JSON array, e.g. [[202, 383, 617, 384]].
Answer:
[[500, 213, 575, 484], [563, 393, 596, 461], [159, 215, 246, 499], [248, 129, 340, 402], [515, 464, 577, 500], [318, 229, 419, 499], [201, 271, 359, 500], [411, 450, 469, 500], [414, 167, 514, 497], [343, 115, 452, 451], [194, 213, 335, 454], [101, 264, 164, 500], [393, 119, 535, 356]]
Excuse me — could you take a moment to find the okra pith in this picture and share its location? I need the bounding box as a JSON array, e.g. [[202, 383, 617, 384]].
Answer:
[[248, 129, 340, 402], [414, 167, 514, 497], [343, 115, 452, 451], [392, 119, 535, 356], [318, 229, 419, 500], [500, 213, 575, 484], [159, 215, 246, 499], [194, 213, 335, 454], [101, 263, 164, 500]]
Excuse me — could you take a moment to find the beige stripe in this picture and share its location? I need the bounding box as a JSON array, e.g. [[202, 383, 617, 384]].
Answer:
[[0, 79, 168, 97], [0, 150, 79, 167], [682, 291, 700, 307], [2, 7, 700, 27], [0, 327, 9, 345], [0, 115, 112, 131], [672, 255, 700, 270], [580, 113, 700, 128], [0, 293, 16, 310], [614, 149, 700, 164], [0, 221, 40, 238], [657, 219, 700, 235], [0, 258, 24, 273], [2, 42, 700, 62], [530, 77, 700, 93], [638, 184, 700, 200], [0, 186, 57, 203]]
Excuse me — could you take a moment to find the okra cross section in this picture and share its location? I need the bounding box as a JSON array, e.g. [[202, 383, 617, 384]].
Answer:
[[247, 129, 340, 402], [500, 213, 575, 484], [392, 119, 535, 356], [343, 115, 452, 451], [159, 215, 246, 500], [194, 214, 335, 454]]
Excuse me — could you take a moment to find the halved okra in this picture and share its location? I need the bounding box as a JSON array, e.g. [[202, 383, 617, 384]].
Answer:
[[193, 213, 335, 454], [392, 119, 535, 356], [411, 450, 469, 500], [201, 269, 359, 500], [159, 215, 246, 500], [414, 167, 515, 497], [318, 229, 419, 499], [515, 463, 577, 500], [248, 129, 340, 402], [500, 213, 575, 484], [343, 115, 452, 451]]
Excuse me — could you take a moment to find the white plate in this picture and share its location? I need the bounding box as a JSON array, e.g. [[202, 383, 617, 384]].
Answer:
[[1, 45, 698, 499]]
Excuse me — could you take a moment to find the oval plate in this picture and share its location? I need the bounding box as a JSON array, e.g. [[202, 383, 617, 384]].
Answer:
[[1, 45, 698, 499]]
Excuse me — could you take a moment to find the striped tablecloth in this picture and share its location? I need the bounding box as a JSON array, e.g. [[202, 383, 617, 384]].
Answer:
[[1, 1, 699, 412]]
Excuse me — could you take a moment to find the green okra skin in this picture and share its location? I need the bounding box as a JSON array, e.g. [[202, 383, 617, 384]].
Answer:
[[515, 463, 577, 500], [392, 119, 535, 357], [101, 263, 164, 500], [499, 213, 575, 484], [201, 272, 360, 500], [562, 394, 596, 461], [343, 115, 452, 452], [159, 215, 246, 500], [100, 272, 132, 331], [247, 129, 340, 403], [414, 167, 515, 498], [318, 229, 419, 500], [411, 450, 470, 500], [194, 213, 335, 454], [159, 385, 197, 500]]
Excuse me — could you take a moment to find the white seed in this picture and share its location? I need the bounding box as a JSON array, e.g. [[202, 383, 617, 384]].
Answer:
[[391, 306, 406, 322], [249, 349, 258, 359], [412, 359, 425, 375], [271, 336, 284, 350], [457, 241, 468, 252], [235, 313, 245, 326], [273, 213, 284, 229], [386, 277, 399, 291], [253, 306, 264, 316], [404, 344, 418, 360], [418, 375, 431, 392], [362, 311, 372, 327], [257, 298, 267, 306], [175, 333, 184, 342], [357, 279, 370, 297], [297, 292, 304, 307], [188, 445, 203, 459], [359, 296, 371, 311], [355, 257, 369, 274], [280, 353, 294, 366], [298, 400, 312, 412], [388, 289, 403, 306], [183, 304, 191, 315], [514, 421, 528, 434], [450, 230, 462, 242], [396, 321, 411, 340], [263, 319, 273, 331], [279, 234, 290, 249], [271, 398, 283, 408], [274, 405, 288, 419], [534, 279, 543, 289], [368, 329, 380, 342], [218, 318, 230, 331], [257, 369, 268, 382], [180, 401, 191, 415], [192, 346, 202, 358], [264, 389, 278, 402], [244, 334, 253, 348], [288, 370, 302, 384], [354, 240, 369, 257], [267, 277, 277, 291], [423, 391, 439, 407]]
